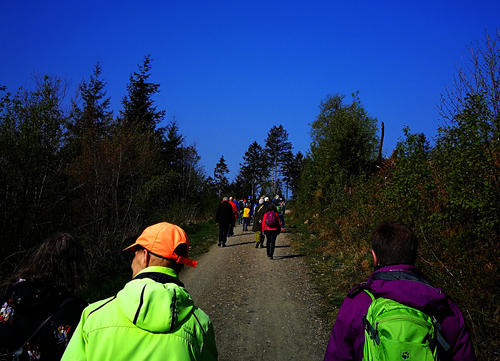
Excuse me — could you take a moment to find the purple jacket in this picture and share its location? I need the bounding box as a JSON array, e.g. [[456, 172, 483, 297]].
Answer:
[[324, 264, 476, 361]]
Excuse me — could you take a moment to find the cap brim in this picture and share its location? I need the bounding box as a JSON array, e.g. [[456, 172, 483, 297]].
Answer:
[[122, 242, 140, 252]]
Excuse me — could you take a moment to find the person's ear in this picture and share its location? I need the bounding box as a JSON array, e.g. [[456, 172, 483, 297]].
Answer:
[[371, 249, 378, 266], [141, 249, 151, 269]]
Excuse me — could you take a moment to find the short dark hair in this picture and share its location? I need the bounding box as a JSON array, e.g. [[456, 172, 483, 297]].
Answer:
[[266, 204, 278, 213], [371, 221, 418, 267], [17, 232, 87, 294]]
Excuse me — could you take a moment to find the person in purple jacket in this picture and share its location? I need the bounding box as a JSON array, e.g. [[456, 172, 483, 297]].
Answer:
[[324, 220, 476, 361]]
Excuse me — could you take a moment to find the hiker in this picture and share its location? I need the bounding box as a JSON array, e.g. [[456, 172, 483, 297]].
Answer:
[[262, 204, 282, 260], [242, 203, 251, 232], [228, 197, 238, 236], [277, 199, 286, 231], [62, 222, 218, 361], [216, 196, 236, 247], [252, 198, 266, 248], [0, 233, 88, 360], [323, 220, 476, 361], [263, 196, 270, 208], [238, 199, 245, 224]]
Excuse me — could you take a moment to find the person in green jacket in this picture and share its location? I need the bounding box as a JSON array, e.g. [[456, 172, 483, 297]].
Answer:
[[62, 222, 218, 361]]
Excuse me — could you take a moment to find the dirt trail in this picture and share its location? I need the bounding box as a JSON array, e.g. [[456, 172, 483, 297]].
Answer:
[[181, 223, 329, 361]]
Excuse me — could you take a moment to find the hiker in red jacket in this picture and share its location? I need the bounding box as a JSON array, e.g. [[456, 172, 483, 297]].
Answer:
[[261, 204, 282, 260]]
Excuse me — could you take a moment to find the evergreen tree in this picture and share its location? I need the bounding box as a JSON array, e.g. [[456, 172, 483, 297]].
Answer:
[[158, 118, 185, 174], [282, 150, 303, 200], [69, 61, 112, 151], [264, 125, 292, 196], [239, 141, 269, 198], [214, 156, 230, 198], [65, 62, 114, 236], [120, 55, 165, 135]]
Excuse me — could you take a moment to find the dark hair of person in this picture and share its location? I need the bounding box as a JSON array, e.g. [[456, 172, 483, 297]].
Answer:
[[17, 232, 86, 294], [371, 221, 418, 267], [266, 204, 278, 213]]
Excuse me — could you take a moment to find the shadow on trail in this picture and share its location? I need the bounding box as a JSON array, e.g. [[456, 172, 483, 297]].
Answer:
[[226, 241, 254, 247], [276, 254, 306, 260], [275, 245, 291, 249]]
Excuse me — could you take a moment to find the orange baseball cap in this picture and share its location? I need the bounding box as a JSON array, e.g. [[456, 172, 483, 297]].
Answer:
[[123, 222, 197, 268]]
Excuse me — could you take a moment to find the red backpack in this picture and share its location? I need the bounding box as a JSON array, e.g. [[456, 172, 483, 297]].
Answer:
[[265, 211, 279, 228]]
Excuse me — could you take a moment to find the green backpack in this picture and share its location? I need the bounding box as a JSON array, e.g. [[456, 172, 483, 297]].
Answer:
[[362, 289, 449, 361]]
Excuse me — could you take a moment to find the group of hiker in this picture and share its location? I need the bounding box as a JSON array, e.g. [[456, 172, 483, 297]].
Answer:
[[215, 195, 285, 259], [0, 203, 477, 360]]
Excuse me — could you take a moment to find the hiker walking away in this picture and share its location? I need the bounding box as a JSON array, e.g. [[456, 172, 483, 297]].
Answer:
[[277, 199, 286, 231], [252, 198, 266, 248], [62, 222, 218, 361], [0, 233, 88, 360], [238, 199, 245, 224], [324, 220, 476, 361], [242, 203, 251, 232], [261, 204, 282, 260], [216, 197, 235, 247], [228, 197, 238, 236]]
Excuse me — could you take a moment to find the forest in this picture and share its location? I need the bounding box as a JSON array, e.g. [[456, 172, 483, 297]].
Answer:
[[0, 55, 302, 285], [1, 29, 499, 359]]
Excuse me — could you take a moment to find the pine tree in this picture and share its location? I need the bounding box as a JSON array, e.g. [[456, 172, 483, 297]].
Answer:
[[120, 55, 165, 135], [264, 125, 292, 196], [239, 141, 269, 198], [282, 150, 303, 200], [68, 61, 112, 154], [214, 156, 230, 198]]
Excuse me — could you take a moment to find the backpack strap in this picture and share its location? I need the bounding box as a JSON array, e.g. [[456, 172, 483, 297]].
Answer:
[[432, 316, 451, 352], [362, 290, 380, 345], [10, 297, 76, 359]]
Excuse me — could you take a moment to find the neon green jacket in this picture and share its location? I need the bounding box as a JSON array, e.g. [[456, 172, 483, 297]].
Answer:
[[62, 266, 218, 360]]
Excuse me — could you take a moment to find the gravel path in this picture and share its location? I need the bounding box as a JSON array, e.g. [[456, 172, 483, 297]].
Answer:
[[181, 223, 330, 361]]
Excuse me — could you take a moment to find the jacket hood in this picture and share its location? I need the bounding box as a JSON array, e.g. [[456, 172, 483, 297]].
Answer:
[[115, 266, 194, 333], [366, 264, 449, 315]]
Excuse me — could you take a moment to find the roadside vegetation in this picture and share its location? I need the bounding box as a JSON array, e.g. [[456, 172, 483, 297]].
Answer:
[[80, 220, 219, 303], [292, 30, 500, 360]]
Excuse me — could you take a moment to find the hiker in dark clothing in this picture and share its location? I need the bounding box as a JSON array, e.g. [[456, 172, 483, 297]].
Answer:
[[324, 221, 476, 361], [0, 233, 88, 360], [252, 198, 266, 248], [215, 197, 236, 247]]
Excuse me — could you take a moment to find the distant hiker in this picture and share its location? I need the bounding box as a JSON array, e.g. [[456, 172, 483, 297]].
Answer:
[[252, 198, 266, 248], [277, 199, 286, 231], [216, 196, 236, 247], [0, 233, 88, 360], [263, 196, 270, 208], [228, 197, 238, 236], [62, 222, 218, 361], [324, 220, 476, 361], [238, 199, 245, 224], [261, 204, 282, 260], [242, 203, 251, 232]]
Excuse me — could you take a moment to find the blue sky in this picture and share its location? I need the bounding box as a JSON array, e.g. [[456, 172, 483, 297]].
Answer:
[[2, 1, 499, 180]]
